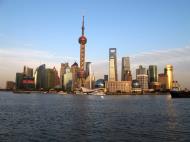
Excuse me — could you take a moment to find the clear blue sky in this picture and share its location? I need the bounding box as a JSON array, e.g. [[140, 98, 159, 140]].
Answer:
[[0, 0, 190, 60]]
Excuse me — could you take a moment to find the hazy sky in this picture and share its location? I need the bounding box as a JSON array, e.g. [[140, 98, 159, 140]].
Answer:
[[0, 0, 190, 88]]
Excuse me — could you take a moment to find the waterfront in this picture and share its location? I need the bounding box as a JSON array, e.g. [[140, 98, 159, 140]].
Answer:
[[0, 92, 190, 142]]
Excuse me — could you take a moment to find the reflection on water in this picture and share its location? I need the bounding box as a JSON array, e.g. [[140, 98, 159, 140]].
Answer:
[[0, 92, 190, 142]]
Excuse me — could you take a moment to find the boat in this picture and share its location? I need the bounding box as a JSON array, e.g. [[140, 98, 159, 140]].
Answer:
[[170, 90, 190, 98]]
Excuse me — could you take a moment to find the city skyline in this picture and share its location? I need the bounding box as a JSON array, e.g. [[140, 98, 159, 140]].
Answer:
[[0, 0, 190, 89]]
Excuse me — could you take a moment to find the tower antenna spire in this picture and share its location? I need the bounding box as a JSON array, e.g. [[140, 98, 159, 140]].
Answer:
[[82, 16, 84, 35]]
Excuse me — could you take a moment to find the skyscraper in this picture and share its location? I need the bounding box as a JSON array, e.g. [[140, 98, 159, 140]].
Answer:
[[148, 65, 158, 83], [121, 57, 132, 81], [16, 73, 24, 89], [35, 64, 46, 90], [64, 66, 72, 91], [44, 68, 55, 90], [71, 62, 80, 91], [60, 63, 69, 89], [23, 66, 33, 77], [109, 48, 117, 81], [136, 65, 148, 90], [136, 65, 147, 77], [164, 64, 173, 90], [85, 62, 91, 77]]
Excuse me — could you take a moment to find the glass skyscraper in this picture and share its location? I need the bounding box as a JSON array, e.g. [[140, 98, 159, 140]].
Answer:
[[109, 48, 117, 81], [164, 64, 173, 90], [148, 65, 158, 83], [121, 57, 131, 81]]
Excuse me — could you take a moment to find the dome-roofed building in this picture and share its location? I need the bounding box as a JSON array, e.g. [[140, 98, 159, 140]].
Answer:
[[95, 79, 105, 88]]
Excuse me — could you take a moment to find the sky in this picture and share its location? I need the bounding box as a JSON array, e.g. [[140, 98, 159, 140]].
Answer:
[[0, 0, 190, 89]]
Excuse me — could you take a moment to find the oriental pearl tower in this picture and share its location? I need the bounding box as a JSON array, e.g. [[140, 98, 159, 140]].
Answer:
[[79, 16, 87, 72]]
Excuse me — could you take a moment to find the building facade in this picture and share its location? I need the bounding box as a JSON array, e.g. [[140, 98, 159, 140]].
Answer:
[[16, 73, 24, 89], [64, 67, 72, 91], [158, 73, 168, 91], [35, 64, 46, 90], [137, 74, 148, 90], [109, 48, 117, 81], [104, 75, 108, 81], [85, 62, 91, 77], [121, 57, 131, 81], [106, 81, 131, 94], [44, 68, 55, 90], [6, 81, 15, 90], [23, 66, 33, 77], [136, 65, 147, 77], [148, 65, 158, 82], [164, 64, 173, 90], [60, 63, 69, 89]]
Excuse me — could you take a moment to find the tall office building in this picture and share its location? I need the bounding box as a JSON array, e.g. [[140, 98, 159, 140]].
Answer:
[[44, 68, 55, 90], [164, 64, 173, 90], [136, 65, 147, 77], [158, 73, 168, 91], [53, 67, 60, 87], [85, 62, 91, 77], [84, 62, 93, 89], [148, 65, 158, 83], [60, 63, 69, 89], [109, 48, 117, 81], [121, 57, 131, 81], [137, 74, 148, 90], [104, 75, 108, 81], [16, 73, 24, 89], [35, 64, 46, 90], [71, 62, 80, 91], [23, 66, 33, 77], [64, 66, 72, 91]]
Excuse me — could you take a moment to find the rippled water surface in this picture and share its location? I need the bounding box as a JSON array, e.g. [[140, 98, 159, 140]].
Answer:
[[0, 91, 190, 142]]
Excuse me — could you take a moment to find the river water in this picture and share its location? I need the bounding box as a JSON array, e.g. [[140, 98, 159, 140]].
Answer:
[[0, 91, 190, 142]]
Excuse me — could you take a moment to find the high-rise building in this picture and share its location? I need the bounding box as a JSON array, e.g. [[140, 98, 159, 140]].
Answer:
[[85, 62, 91, 77], [84, 62, 93, 89], [23, 66, 33, 77], [164, 64, 173, 90], [16, 73, 24, 89], [44, 68, 55, 90], [121, 57, 131, 81], [136, 65, 148, 90], [53, 67, 60, 87], [148, 65, 158, 82], [60, 63, 69, 89], [104, 75, 108, 81], [158, 73, 168, 91], [64, 66, 72, 91], [71, 62, 80, 91], [136, 65, 147, 77], [35, 64, 46, 90], [137, 74, 148, 90], [22, 76, 35, 90], [109, 48, 117, 81]]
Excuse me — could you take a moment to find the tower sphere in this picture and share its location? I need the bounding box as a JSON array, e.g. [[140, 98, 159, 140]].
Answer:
[[79, 35, 87, 45]]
